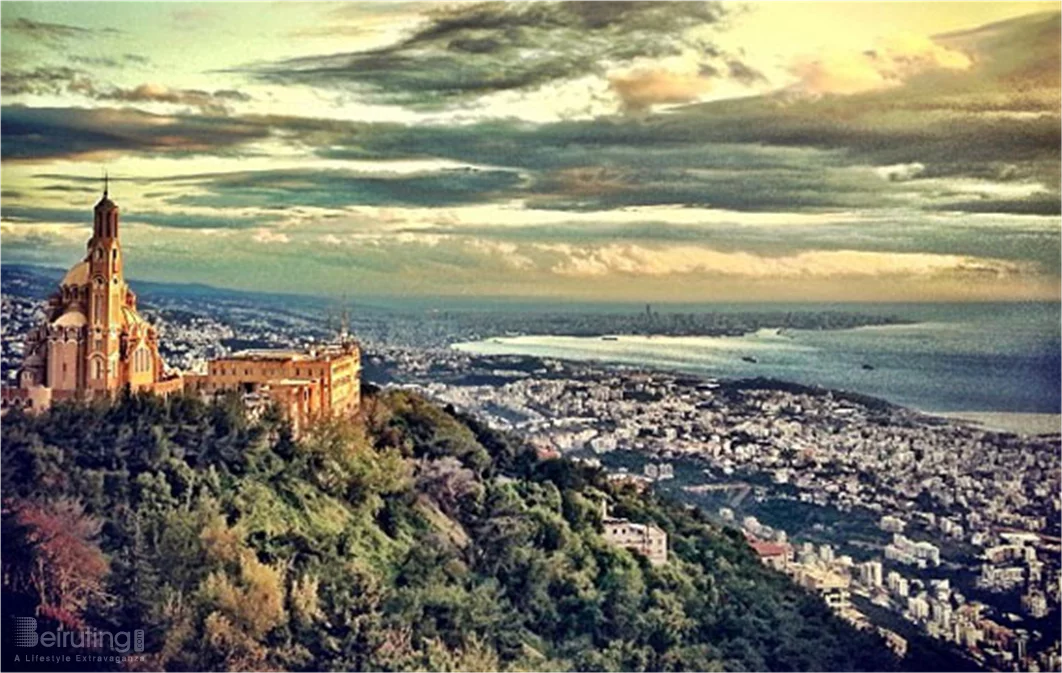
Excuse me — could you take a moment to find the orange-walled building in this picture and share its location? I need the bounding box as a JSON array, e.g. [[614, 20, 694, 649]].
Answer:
[[183, 346, 360, 435]]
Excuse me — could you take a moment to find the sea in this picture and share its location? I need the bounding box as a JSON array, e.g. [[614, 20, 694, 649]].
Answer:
[[452, 302, 1061, 435]]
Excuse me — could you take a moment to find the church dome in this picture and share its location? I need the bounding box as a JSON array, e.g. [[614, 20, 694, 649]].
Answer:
[[62, 260, 90, 287], [53, 310, 88, 327]]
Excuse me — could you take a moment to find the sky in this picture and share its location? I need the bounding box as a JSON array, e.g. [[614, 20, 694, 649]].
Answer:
[[1, 1, 1059, 303]]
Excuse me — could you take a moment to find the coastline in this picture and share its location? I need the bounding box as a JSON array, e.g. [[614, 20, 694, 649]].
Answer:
[[927, 411, 1062, 437], [452, 333, 1061, 436]]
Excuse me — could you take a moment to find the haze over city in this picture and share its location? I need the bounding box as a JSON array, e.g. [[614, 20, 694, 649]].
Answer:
[[1, 1, 1059, 302]]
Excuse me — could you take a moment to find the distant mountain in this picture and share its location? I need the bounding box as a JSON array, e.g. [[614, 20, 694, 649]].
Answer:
[[0, 262, 331, 308]]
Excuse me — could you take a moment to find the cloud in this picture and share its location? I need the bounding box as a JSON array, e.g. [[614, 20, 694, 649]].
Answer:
[[0, 203, 282, 231], [306, 108, 1056, 215], [0, 66, 91, 97], [541, 243, 1031, 279], [0, 61, 250, 113], [2, 17, 118, 43], [167, 167, 525, 209], [247, 1, 730, 107], [609, 68, 714, 112], [252, 228, 290, 244], [936, 195, 1061, 216], [0, 222, 88, 267], [790, 33, 971, 96], [875, 163, 926, 182], [727, 59, 766, 86], [91, 83, 252, 114], [0, 106, 269, 161], [69, 53, 152, 68]]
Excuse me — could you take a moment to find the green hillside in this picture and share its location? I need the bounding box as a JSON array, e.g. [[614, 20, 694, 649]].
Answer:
[[1, 388, 901, 671]]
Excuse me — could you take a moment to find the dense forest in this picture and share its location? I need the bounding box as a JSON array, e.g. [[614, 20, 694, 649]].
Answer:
[[1, 387, 902, 671]]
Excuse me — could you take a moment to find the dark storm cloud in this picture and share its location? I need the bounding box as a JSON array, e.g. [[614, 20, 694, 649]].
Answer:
[[0, 205, 279, 230], [40, 184, 99, 195], [226, 13, 1062, 216], [0, 106, 269, 161], [127, 211, 281, 230], [524, 165, 884, 212], [165, 167, 525, 209], [92, 84, 252, 114], [657, 94, 1061, 183], [937, 197, 1061, 216], [0, 66, 88, 96], [248, 1, 727, 106], [2, 17, 119, 42], [0, 206, 83, 223], [32, 173, 158, 186], [727, 59, 766, 85], [69, 53, 152, 68], [1, 60, 249, 113], [305, 109, 1056, 215], [295, 11, 1059, 216], [1, 64, 247, 114]]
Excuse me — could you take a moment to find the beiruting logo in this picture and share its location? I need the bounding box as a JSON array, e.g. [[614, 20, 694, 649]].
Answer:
[[12, 617, 144, 653]]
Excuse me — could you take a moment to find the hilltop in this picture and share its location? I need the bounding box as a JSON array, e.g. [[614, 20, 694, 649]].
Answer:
[[0, 388, 903, 671]]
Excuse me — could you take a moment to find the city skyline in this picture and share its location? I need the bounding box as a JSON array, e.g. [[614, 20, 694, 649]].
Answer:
[[2, 1, 1059, 302]]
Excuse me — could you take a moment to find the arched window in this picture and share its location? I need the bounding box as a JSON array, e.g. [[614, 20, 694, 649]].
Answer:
[[93, 359, 103, 380]]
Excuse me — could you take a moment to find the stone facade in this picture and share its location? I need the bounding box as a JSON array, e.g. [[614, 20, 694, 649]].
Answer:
[[602, 516, 669, 566], [183, 345, 360, 435], [5, 188, 181, 410]]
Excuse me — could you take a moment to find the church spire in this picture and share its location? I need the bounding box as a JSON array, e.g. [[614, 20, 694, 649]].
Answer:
[[93, 170, 118, 239]]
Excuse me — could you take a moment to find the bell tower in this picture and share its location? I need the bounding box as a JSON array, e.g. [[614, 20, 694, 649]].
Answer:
[[85, 175, 126, 394]]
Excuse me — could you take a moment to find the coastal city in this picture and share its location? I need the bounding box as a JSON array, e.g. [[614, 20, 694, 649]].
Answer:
[[395, 352, 1060, 670], [2, 264, 1059, 671]]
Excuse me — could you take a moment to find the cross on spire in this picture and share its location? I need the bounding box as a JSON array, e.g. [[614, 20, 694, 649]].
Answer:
[[104, 169, 109, 199]]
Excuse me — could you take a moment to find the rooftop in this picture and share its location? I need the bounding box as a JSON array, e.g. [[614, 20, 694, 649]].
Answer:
[[223, 346, 358, 363], [226, 349, 308, 361]]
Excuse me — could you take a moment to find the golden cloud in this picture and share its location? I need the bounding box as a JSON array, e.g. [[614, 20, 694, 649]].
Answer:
[[791, 32, 972, 95], [608, 68, 714, 112], [542, 243, 1029, 279]]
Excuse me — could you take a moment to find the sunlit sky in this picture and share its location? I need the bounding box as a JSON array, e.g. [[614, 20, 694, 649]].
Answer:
[[2, 1, 1059, 302]]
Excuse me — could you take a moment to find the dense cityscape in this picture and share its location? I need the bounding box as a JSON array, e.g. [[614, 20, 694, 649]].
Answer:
[[2, 264, 1059, 671]]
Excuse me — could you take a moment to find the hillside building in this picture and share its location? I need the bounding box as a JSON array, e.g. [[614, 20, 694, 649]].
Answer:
[[184, 345, 360, 435], [602, 514, 669, 565]]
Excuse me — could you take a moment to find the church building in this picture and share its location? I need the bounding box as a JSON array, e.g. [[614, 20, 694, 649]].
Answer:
[[4, 183, 360, 434], [8, 185, 183, 409]]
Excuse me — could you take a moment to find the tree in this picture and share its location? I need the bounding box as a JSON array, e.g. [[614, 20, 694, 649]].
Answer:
[[416, 456, 483, 517], [2, 498, 108, 629]]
